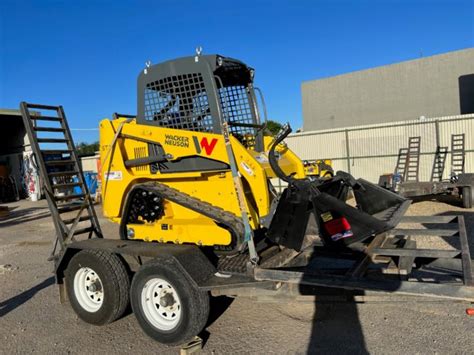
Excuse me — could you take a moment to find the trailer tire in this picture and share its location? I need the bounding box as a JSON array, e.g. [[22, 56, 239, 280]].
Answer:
[[130, 259, 209, 345], [462, 187, 473, 209], [65, 249, 130, 325]]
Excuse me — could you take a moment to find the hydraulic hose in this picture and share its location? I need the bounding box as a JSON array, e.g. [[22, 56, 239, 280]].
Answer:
[[268, 124, 322, 199], [268, 125, 363, 193], [268, 124, 296, 184]]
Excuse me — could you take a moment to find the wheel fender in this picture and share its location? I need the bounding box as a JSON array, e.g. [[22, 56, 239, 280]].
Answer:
[[55, 241, 216, 290], [142, 256, 200, 287], [145, 250, 216, 289]]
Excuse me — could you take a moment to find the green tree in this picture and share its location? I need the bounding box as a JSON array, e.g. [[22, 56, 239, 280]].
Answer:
[[264, 120, 283, 136], [76, 141, 100, 156]]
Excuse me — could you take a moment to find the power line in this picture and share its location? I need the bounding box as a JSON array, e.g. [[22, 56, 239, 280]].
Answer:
[[70, 128, 98, 131]]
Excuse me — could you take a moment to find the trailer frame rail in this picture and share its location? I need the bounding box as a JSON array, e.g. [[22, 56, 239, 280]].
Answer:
[[254, 215, 474, 301]]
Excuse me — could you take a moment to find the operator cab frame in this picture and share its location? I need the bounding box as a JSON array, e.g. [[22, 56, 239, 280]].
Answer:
[[137, 54, 266, 151]]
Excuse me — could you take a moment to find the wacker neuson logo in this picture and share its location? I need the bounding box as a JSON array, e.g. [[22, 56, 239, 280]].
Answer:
[[164, 134, 189, 148], [164, 134, 217, 155], [193, 136, 218, 155]]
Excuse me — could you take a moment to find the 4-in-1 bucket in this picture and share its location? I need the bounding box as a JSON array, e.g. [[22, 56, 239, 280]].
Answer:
[[268, 173, 411, 251]]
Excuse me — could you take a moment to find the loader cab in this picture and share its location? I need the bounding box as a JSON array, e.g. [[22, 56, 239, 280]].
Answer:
[[137, 54, 265, 151]]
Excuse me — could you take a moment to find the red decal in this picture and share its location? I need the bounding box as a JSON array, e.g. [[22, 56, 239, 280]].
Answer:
[[200, 137, 218, 155]]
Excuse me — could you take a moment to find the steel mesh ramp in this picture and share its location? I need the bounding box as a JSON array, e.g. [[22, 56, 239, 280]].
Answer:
[[20, 102, 103, 259], [395, 147, 408, 178], [254, 215, 474, 301], [430, 146, 448, 182], [451, 133, 465, 175], [405, 136, 421, 182]]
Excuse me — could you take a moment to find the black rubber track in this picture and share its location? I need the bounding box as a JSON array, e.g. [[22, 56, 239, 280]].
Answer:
[[122, 181, 244, 253]]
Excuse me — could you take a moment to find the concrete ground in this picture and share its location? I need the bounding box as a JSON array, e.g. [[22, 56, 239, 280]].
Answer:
[[0, 198, 473, 354]]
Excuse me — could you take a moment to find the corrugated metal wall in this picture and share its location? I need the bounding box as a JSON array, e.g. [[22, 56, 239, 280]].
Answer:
[[286, 114, 474, 183]]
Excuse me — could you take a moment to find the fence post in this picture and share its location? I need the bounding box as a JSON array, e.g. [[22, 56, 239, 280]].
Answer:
[[345, 129, 351, 173], [435, 119, 440, 147]]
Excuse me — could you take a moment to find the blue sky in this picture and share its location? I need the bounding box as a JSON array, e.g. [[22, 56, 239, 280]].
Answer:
[[1, 0, 473, 143]]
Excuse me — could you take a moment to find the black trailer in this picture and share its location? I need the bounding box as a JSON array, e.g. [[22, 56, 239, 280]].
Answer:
[[53, 214, 474, 302], [399, 173, 474, 208], [20, 102, 474, 347], [379, 135, 474, 208]]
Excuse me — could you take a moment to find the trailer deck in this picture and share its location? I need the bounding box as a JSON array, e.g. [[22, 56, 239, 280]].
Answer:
[[56, 215, 474, 302]]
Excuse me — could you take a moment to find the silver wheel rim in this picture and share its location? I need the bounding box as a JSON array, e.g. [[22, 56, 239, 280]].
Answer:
[[141, 277, 182, 331], [73, 267, 104, 313]]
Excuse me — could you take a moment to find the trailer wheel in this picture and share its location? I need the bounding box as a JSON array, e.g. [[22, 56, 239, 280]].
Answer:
[[462, 187, 473, 209], [130, 260, 209, 345], [65, 250, 130, 325]]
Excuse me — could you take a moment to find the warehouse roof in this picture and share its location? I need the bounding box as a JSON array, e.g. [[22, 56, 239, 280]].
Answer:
[[0, 109, 22, 117]]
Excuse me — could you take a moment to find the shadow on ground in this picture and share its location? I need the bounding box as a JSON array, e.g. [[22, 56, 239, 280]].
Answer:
[[199, 296, 234, 346], [0, 207, 51, 228], [0, 276, 55, 317], [307, 294, 369, 354]]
